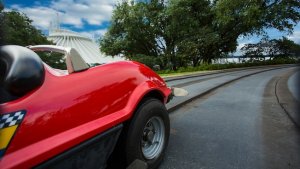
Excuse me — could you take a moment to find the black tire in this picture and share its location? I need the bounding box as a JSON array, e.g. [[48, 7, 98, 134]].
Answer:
[[125, 98, 170, 169]]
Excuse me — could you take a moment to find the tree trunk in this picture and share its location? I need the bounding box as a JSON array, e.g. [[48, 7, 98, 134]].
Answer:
[[192, 58, 200, 67]]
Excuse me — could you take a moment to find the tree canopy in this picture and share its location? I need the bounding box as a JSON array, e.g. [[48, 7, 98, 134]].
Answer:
[[100, 0, 300, 70], [0, 10, 50, 46], [241, 37, 300, 59], [100, 0, 171, 68], [0, 10, 66, 69]]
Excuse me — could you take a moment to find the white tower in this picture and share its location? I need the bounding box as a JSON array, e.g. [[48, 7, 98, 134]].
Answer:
[[48, 15, 124, 64]]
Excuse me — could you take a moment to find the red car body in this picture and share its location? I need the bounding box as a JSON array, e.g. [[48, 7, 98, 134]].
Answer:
[[0, 45, 171, 169]]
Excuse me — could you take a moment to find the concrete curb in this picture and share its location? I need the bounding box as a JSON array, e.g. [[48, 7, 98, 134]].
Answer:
[[275, 68, 300, 128]]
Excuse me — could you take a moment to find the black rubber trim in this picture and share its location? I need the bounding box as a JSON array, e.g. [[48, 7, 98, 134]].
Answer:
[[35, 124, 123, 169], [167, 93, 173, 103]]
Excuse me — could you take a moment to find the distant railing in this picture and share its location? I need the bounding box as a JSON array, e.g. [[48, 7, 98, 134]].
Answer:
[[212, 57, 271, 64]]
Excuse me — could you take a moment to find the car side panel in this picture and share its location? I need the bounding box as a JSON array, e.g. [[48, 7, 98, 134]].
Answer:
[[35, 124, 123, 169], [0, 61, 171, 169]]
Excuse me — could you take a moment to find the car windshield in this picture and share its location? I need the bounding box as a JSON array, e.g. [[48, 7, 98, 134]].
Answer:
[[34, 51, 66, 70]]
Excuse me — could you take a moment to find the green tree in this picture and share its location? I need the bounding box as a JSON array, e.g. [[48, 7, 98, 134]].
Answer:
[[0, 10, 50, 46], [212, 0, 300, 59], [0, 10, 66, 69], [100, 0, 178, 69], [170, 0, 300, 65], [35, 51, 67, 70], [101, 0, 300, 70], [274, 37, 300, 57], [0, 3, 4, 45], [168, 0, 218, 66], [242, 37, 300, 60], [100, 2, 160, 59], [241, 42, 264, 60]]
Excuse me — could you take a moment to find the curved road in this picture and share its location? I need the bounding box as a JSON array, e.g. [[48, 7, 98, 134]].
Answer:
[[161, 65, 300, 169]]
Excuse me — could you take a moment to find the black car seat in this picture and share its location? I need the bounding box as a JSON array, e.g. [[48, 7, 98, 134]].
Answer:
[[0, 45, 45, 104]]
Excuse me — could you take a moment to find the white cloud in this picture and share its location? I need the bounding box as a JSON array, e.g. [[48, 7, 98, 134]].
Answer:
[[233, 44, 246, 56], [10, 5, 60, 30], [80, 29, 108, 41], [233, 37, 256, 56], [50, 0, 116, 26], [7, 0, 118, 31], [287, 31, 300, 44]]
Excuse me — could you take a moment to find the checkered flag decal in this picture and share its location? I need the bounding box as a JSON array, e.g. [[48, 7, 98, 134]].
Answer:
[[0, 111, 25, 129]]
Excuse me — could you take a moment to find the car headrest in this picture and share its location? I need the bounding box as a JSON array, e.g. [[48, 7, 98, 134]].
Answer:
[[66, 48, 89, 74], [0, 45, 45, 96]]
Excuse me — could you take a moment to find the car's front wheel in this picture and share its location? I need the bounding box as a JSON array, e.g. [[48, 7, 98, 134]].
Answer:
[[125, 98, 170, 169]]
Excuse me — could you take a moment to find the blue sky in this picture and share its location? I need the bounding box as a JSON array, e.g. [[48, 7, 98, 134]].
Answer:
[[3, 0, 300, 55], [3, 0, 116, 39]]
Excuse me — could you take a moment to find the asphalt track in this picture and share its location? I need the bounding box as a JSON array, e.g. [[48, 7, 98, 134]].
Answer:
[[161, 65, 300, 169]]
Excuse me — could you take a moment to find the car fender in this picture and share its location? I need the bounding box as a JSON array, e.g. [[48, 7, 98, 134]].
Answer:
[[122, 80, 171, 121]]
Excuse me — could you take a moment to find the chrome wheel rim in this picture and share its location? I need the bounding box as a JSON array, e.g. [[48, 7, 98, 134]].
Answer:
[[141, 116, 165, 160]]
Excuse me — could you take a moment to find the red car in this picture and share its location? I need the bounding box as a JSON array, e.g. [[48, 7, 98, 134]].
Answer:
[[0, 45, 173, 169]]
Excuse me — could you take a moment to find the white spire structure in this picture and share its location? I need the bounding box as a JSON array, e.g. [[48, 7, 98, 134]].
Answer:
[[48, 15, 124, 64]]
